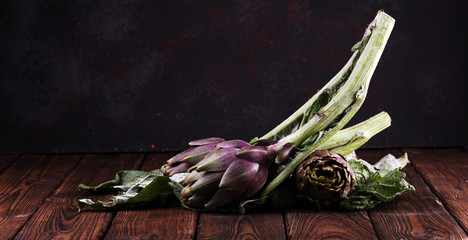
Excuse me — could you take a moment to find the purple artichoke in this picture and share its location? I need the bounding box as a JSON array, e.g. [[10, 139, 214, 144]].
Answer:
[[164, 137, 280, 210], [163, 137, 225, 176], [295, 150, 355, 206]]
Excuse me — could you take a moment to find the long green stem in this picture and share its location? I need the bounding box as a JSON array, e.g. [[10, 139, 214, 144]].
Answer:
[[260, 50, 359, 141], [316, 111, 391, 155], [261, 11, 395, 197]]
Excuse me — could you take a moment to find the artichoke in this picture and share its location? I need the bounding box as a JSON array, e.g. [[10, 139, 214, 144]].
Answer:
[[163, 137, 225, 176], [76, 12, 402, 213], [164, 137, 283, 210], [295, 150, 355, 206]]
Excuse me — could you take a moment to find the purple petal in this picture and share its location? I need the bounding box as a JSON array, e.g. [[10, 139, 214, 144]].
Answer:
[[275, 142, 295, 164], [180, 186, 193, 199], [185, 194, 212, 208], [182, 152, 209, 166], [183, 170, 203, 185], [167, 143, 217, 165], [195, 148, 238, 172], [189, 172, 223, 194], [216, 140, 251, 149], [165, 163, 190, 176], [189, 137, 225, 146], [182, 143, 219, 165], [203, 189, 244, 210], [166, 148, 196, 165], [219, 160, 259, 191], [235, 146, 268, 164], [243, 165, 268, 198]]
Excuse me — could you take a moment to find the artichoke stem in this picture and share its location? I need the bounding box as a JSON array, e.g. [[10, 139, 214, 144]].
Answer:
[[261, 11, 395, 198], [317, 111, 392, 155]]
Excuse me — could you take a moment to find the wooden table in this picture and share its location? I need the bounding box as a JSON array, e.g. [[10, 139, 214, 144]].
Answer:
[[1, 148, 467, 239]]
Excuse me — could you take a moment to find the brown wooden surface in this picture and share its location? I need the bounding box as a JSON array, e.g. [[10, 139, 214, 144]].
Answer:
[[0, 155, 81, 239], [285, 209, 377, 240], [14, 154, 143, 240], [104, 153, 198, 240], [359, 149, 467, 240], [403, 148, 468, 234], [0, 148, 466, 239], [198, 212, 286, 240]]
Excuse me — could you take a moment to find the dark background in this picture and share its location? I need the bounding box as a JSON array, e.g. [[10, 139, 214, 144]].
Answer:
[[1, 0, 467, 153]]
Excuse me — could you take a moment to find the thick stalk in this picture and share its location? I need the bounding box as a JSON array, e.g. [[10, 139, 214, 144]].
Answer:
[[261, 11, 395, 197], [260, 51, 359, 141], [316, 111, 391, 155]]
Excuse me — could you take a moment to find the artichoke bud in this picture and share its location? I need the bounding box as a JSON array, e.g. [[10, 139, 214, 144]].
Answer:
[[163, 138, 225, 176], [164, 137, 274, 210], [265, 141, 296, 164], [295, 150, 355, 206]]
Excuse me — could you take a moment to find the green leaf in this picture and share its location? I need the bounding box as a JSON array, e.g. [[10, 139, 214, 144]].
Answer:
[[340, 168, 415, 210], [77, 169, 179, 211], [374, 153, 410, 176], [361, 169, 415, 202], [347, 159, 376, 186], [78, 170, 151, 192], [340, 153, 415, 210], [338, 193, 381, 210]]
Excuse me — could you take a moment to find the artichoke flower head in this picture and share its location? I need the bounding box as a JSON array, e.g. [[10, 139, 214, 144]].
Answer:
[[163, 137, 292, 210], [296, 150, 355, 206]]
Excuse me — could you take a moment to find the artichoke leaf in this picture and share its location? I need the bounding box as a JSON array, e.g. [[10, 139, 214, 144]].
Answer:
[[78, 170, 152, 193], [78, 169, 179, 211], [340, 154, 415, 210]]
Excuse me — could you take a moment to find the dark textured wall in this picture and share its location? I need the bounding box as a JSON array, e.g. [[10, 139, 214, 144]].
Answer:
[[1, 1, 467, 153]]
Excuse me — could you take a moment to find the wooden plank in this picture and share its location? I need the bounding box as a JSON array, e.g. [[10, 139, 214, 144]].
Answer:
[[402, 148, 468, 234], [105, 207, 197, 240], [283, 149, 378, 240], [0, 154, 18, 173], [358, 149, 467, 239], [197, 211, 286, 240], [190, 148, 285, 240], [14, 153, 144, 240], [104, 153, 198, 240], [0, 154, 81, 240], [285, 209, 377, 240]]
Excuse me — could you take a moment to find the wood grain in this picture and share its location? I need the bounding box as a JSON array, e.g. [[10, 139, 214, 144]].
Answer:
[[0, 154, 81, 240], [104, 153, 198, 240], [358, 149, 467, 239], [197, 211, 286, 240], [403, 148, 468, 234], [14, 153, 144, 240], [105, 207, 197, 240], [285, 209, 377, 240], [1, 149, 466, 239], [0, 154, 18, 174]]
